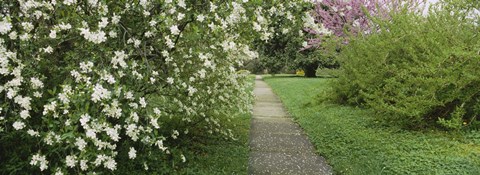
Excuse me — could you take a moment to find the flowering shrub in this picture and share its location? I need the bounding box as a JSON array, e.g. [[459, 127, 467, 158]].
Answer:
[[304, 0, 429, 48], [250, 1, 311, 75], [0, 0, 266, 174], [303, 0, 383, 49], [299, 0, 426, 77], [333, 0, 480, 129]]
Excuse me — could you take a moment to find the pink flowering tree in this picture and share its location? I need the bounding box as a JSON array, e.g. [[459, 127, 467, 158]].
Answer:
[[298, 0, 425, 77], [304, 0, 391, 49], [304, 0, 427, 48]]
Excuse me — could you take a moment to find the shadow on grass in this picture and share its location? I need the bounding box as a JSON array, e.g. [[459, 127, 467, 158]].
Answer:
[[263, 77, 480, 175], [259, 74, 338, 80]]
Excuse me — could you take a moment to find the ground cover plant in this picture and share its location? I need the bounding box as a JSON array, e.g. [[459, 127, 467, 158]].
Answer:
[[265, 76, 480, 174]]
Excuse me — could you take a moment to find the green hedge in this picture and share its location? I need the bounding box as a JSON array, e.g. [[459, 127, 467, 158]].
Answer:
[[334, 1, 480, 129]]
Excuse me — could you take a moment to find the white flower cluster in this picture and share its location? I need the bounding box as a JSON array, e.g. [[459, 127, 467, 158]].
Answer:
[[252, 2, 306, 42], [302, 12, 332, 35], [79, 28, 107, 44], [0, 0, 291, 174]]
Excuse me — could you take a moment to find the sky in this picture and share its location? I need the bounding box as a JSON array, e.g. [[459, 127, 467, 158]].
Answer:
[[424, 0, 439, 15]]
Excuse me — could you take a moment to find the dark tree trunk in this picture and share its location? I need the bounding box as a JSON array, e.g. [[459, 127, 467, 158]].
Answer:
[[304, 63, 317, 78]]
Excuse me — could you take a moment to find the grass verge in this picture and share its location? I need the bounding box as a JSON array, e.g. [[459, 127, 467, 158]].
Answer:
[[264, 75, 480, 175], [118, 76, 254, 175]]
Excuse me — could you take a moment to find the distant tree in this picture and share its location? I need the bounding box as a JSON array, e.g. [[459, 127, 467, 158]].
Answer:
[[250, 1, 312, 75]]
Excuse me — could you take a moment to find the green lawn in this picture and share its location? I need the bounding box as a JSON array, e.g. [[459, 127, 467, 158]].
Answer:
[[264, 75, 480, 175]]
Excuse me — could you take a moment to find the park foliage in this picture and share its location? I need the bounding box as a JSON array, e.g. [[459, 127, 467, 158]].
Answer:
[[0, 0, 284, 174], [333, 0, 480, 130]]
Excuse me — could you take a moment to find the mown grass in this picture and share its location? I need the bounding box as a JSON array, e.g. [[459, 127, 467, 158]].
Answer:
[[264, 75, 480, 175]]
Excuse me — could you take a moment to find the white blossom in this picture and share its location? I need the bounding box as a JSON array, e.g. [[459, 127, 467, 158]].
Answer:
[[172, 130, 179, 139], [30, 153, 49, 171], [197, 14, 205, 22], [103, 157, 117, 170], [112, 15, 121, 24], [178, 0, 186, 8], [139, 97, 147, 108], [166, 77, 174, 84], [105, 127, 120, 141], [109, 31, 117, 38], [145, 31, 154, 38], [63, 0, 77, 6], [156, 140, 167, 151], [178, 13, 185, 20], [153, 108, 161, 115], [13, 121, 26, 130], [181, 154, 186, 163], [14, 96, 32, 110], [253, 22, 262, 31], [43, 46, 53, 54], [133, 39, 141, 48], [165, 36, 175, 48], [49, 30, 57, 39], [128, 147, 137, 159], [27, 129, 40, 137], [210, 2, 218, 12], [43, 101, 57, 115], [75, 137, 87, 151], [86, 128, 97, 139], [20, 110, 30, 119], [65, 155, 77, 168], [8, 31, 17, 39], [80, 159, 88, 171], [21, 22, 34, 32], [0, 19, 12, 34], [79, 61, 94, 73], [170, 25, 180, 35], [33, 91, 42, 98], [79, 28, 107, 44], [112, 51, 128, 69], [54, 169, 64, 175], [99, 17, 109, 28], [91, 84, 111, 103], [124, 91, 134, 100], [80, 114, 91, 127], [58, 23, 72, 30], [19, 33, 31, 41], [150, 116, 160, 129], [58, 93, 70, 104]]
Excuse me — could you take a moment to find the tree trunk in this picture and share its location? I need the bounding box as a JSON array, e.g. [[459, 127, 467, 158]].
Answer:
[[304, 64, 317, 78]]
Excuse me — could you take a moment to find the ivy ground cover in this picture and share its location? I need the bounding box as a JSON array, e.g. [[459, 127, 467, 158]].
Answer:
[[265, 76, 480, 175]]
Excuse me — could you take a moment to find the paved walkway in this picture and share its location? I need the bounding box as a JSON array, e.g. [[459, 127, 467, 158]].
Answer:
[[248, 75, 332, 175]]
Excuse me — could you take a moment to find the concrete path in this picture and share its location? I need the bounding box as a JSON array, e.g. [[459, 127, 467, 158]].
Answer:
[[248, 75, 332, 175]]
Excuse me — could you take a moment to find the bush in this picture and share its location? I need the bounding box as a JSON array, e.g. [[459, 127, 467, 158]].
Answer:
[[0, 1, 262, 174], [300, 0, 394, 77], [334, 1, 480, 129], [250, 1, 312, 75]]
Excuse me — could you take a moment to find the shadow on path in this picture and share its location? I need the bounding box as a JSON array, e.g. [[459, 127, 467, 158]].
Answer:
[[248, 75, 332, 175]]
